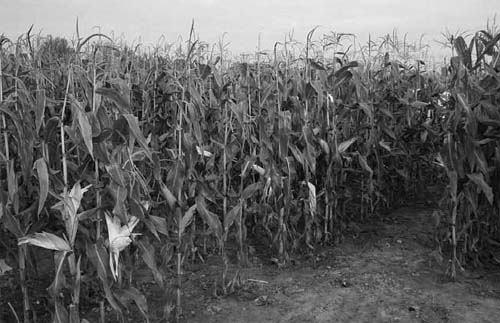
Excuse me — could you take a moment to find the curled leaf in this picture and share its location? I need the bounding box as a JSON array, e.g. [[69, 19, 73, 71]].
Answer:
[[307, 182, 316, 217], [196, 146, 213, 157], [319, 139, 330, 155], [105, 213, 140, 281], [252, 164, 265, 176], [0, 258, 13, 275], [52, 182, 91, 246]]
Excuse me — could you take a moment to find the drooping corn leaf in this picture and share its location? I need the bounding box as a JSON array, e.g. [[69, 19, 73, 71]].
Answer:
[[18, 232, 71, 251]]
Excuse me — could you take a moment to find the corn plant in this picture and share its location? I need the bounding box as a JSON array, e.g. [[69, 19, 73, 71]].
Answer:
[[3, 22, 498, 322]]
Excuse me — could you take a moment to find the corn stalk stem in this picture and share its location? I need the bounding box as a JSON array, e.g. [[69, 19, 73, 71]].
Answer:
[[19, 244, 30, 323], [175, 88, 185, 321], [221, 99, 229, 292], [0, 49, 8, 160], [61, 68, 72, 190]]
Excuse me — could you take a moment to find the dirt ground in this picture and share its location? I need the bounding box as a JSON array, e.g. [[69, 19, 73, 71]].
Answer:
[[2, 205, 500, 323], [176, 206, 500, 323]]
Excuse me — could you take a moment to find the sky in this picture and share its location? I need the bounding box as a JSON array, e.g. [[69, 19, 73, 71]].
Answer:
[[0, 0, 498, 58]]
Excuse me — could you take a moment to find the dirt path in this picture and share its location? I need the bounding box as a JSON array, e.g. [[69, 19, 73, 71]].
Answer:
[[181, 207, 500, 323]]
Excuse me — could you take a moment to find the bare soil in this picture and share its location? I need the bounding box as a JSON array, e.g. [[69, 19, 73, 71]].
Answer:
[[179, 206, 500, 323]]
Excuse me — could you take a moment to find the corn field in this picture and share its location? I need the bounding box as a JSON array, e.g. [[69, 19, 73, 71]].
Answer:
[[0, 23, 499, 322]]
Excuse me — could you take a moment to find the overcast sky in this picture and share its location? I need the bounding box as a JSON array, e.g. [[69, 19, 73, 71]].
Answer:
[[1, 0, 497, 57]]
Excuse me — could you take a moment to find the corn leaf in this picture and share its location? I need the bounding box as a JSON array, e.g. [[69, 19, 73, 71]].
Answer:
[[467, 173, 493, 204], [86, 241, 110, 282], [123, 114, 153, 161], [137, 240, 164, 287], [48, 250, 69, 298], [224, 202, 242, 232], [179, 204, 197, 236], [338, 137, 357, 154], [358, 154, 373, 175], [241, 182, 262, 200], [114, 287, 149, 321], [18, 232, 71, 251], [307, 182, 317, 217], [95, 87, 131, 113], [0, 259, 13, 275], [149, 215, 168, 237], [1, 209, 24, 238], [196, 195, 222, 241], [159, 182, 177, 209], [77, 109, 93, 158], [34, 158, 49, 216], [54, 299, 69, 323]]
